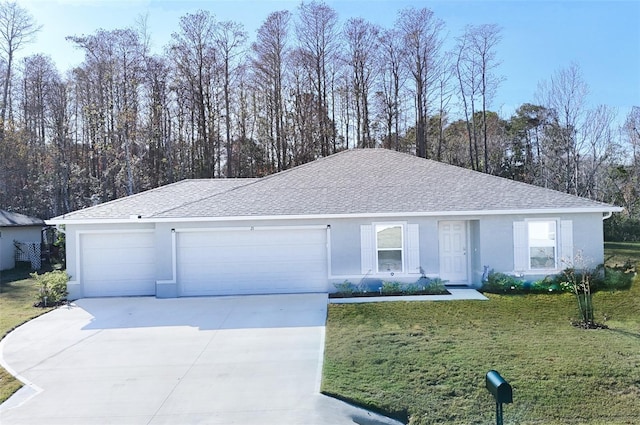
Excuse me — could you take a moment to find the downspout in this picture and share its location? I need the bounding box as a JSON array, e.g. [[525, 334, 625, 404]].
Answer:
[[602, 211, 613, 221]]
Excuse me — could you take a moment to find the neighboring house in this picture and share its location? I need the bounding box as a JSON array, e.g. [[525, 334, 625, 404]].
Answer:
[[0, 210, 45, 271], [48, 149, 621, 299]]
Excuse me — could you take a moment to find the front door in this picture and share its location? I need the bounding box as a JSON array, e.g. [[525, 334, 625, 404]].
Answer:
[[439, 221, 468, 283]]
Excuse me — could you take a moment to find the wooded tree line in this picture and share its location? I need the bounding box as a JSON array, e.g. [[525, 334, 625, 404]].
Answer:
[[0, 0, 638, 227]]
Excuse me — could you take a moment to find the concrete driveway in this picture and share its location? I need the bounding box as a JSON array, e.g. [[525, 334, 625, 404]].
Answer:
[[0, 294, 401, 425]]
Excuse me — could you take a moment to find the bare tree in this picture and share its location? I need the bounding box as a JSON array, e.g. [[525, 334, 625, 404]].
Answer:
[[343, 17, 379, 148], [377, 28, 405, 151], [296, 0, 340, 157], [168, 10, 218, 178], [252, 10, 292, 171], [67, 28, 145, 199], [468, 24, 502, 172], [537, 62, 589, 194], [455, 24, 502, 171], [0, 0, 40, 136], [215, 20, 247, 177], [396, 6, 445, 158]]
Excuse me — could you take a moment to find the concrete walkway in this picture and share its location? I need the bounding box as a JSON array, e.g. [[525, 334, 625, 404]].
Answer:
[[329, 288, 488, 304], [0, 294, 402, 425]]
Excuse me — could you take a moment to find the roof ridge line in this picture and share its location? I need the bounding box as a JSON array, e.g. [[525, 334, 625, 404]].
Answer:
[[151, 178, 260, 217], [51, 180, 192, 220]]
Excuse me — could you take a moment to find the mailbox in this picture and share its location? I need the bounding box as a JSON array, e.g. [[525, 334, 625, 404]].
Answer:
[[486, 370, 513, 404]]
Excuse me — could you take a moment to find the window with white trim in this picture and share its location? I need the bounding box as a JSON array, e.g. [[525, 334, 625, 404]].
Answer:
[[513, 219, 572, 273], [375, 224, 404, 273], [528, 221, 556, 269]]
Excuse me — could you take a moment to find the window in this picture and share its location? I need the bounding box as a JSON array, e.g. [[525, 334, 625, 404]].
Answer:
[[528, 221, 556, 269], [376, 224, 403, 272], [361, 223, 419, 275]]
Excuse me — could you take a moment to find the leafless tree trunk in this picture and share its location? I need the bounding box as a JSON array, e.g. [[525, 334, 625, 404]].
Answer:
[[215, 20, 247, 178], [378, 28, 404, 151], [537, 62, 589, 195], [296, 0, 339, 157], [0, 0, 39, 138], [343, 18, 379, 148], [252, 10, 291, 171], [396, 6, 444, 158]]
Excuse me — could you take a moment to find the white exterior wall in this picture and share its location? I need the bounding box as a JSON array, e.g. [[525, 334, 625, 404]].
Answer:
[[328, 212, 607, 289], [0, 226, 42, 271], [61, 212, 608, 299]]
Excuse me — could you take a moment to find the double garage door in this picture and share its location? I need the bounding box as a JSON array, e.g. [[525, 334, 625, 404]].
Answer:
[[79, 227, 328, 297], [177, 227, 328, 296]]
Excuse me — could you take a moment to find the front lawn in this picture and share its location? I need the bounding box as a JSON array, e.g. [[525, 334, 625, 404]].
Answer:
[[0, 265, 54, 403], [323, 264, 640, 424]]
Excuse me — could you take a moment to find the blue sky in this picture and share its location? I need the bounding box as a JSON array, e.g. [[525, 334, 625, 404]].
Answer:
[[17, 0, 640, 122]]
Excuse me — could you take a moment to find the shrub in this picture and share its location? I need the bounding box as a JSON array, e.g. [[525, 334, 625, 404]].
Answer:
[[482, 262, 635, 297], [481, 271, 525, 293], [333, 280, 356, 295], [381, 281, 403, 294], [600, 260, 635, 291], [31, 270, 69, 307]]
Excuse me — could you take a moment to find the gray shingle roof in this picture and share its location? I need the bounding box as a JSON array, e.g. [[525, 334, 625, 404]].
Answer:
[[0, 210, 45, 227], [51, 149, 620, 222], [50, 179, 256, 220]]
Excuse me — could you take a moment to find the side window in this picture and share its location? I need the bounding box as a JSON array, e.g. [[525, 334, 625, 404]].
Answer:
[[528, 221, 557, 269], [375, 224, 403, 272]]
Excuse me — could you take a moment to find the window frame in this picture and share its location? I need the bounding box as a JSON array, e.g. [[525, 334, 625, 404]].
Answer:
[[526, 219, 558, 271], [374, 222, 405, 274]]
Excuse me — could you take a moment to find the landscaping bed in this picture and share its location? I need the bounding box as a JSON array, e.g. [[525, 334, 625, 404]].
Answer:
[[330, 277, 449, 298]]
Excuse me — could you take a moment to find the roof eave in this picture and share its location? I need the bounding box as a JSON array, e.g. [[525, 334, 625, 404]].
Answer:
[[46, 206, 623, 225]]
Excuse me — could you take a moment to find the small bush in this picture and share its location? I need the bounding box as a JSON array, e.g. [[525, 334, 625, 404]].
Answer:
[[333, 280, 356, 295], [381, 281, 403, 294], [481, 272, 525, 294], [31, 270, 69, 307], [600, 260, 635, 291]]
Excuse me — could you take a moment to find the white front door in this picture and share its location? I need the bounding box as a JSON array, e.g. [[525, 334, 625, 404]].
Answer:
[[438, 221, 468, 283]]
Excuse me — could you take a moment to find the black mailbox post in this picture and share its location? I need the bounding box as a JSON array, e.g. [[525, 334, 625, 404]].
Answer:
[[485, 370, 512, 425]]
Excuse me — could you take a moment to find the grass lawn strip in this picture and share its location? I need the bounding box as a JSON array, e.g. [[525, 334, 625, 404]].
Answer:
[[322, 245, 640, 425]]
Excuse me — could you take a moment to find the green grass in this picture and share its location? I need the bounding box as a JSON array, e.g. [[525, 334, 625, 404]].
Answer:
[[0, 264, 54, 403], [322, 246, 640, 425], [605, 241, 640, 267]]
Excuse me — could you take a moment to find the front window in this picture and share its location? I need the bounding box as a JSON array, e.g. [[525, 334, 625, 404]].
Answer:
[[528, 221, 556, 269], [376, 224, 403, 272]]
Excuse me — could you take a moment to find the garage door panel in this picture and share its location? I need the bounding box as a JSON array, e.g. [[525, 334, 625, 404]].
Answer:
[[83, 249, 155, 268], [81, 232, 156, 297], [177, 228, 328, 296]]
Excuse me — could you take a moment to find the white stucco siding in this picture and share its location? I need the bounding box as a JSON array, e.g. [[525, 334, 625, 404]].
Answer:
[[479, 212, 606, 278]]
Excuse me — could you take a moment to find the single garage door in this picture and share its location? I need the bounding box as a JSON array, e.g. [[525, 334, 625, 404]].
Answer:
[[177, 227, 328, 296], [81, 232, 156, 297]]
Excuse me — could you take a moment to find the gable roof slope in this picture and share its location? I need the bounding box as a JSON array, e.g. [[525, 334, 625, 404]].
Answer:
[[0, 210, 45, 227], [49, 178, 257, 221], [157, 148, 619, 218], [50, 149, 621, 222]]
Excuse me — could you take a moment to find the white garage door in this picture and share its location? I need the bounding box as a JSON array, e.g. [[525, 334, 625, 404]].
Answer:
[[81, 232, 156, 297], [177, 227, 328, 296]]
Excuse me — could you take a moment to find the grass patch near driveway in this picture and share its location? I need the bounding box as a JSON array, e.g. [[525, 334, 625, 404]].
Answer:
[[322, 282, 640, 424], [0, 265, 54, 403]]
